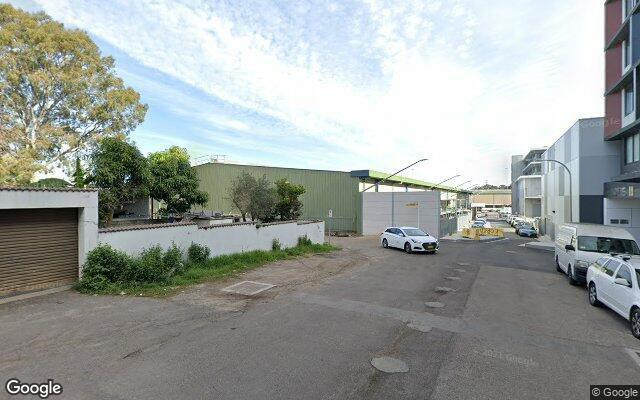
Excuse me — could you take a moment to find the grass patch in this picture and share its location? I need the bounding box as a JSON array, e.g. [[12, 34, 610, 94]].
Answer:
[[76, 243, 337, 297]]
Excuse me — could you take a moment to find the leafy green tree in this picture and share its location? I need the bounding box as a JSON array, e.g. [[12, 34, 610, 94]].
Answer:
[[148, 146, 208, 214], [0, 4, 147, 185], [33, 177, 71, 188], [88, 138, 150, 225], [275, 179, 306, 220], [228, 172, 276, 222], [247, 175, 276, 222], [228, 172, 255, 222], [72, 157, 86, 188]]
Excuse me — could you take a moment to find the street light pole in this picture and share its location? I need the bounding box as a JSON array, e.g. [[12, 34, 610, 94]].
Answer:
[[540, 159, 573, 223], [429, 174, 461, 190], [362, 158, 429, 192], [361, 159, 429, 227]]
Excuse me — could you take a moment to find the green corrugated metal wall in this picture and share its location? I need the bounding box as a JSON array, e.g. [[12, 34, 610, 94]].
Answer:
[[193, 163, 362, 232]]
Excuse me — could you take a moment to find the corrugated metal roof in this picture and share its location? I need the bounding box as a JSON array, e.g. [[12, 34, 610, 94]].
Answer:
[[0, 187, 98, 192]]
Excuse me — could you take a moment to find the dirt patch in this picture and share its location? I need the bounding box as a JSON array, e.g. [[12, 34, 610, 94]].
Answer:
[[170, 246, 371, 311]]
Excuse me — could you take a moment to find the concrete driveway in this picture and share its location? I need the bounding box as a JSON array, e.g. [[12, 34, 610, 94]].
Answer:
[[1, 234, 639, 399]]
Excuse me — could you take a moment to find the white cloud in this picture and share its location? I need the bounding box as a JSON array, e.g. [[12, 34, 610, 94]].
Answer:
[[25, 0, 604, 184]]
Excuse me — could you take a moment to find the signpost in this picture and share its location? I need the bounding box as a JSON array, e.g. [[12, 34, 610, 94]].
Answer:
[[328, 209, 333, 244]]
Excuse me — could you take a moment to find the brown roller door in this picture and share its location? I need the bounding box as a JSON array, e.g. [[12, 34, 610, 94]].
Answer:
[[0, 208, 78, 297]]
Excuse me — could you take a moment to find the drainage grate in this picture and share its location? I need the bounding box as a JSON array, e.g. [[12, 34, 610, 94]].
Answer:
[[222, 281, 276, 296]]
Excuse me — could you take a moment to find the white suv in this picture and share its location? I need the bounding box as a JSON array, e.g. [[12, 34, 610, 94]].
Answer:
[[586, 255, 640, 339]]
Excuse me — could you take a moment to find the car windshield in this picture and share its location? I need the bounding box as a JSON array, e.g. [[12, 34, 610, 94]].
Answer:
[[577, 236, 640, 255], [521, 225, 534, 230], [403, 229, 428, 236]]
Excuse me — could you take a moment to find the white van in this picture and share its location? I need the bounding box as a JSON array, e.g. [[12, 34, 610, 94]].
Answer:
[[555, 223, 640, 286]]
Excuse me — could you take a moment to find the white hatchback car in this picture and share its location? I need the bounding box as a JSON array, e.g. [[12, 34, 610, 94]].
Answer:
[[586, 255, 640, 339], [380, 227, 439, 254]]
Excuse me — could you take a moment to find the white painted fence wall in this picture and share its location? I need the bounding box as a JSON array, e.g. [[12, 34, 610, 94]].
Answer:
[[97, 220, 325, 257]]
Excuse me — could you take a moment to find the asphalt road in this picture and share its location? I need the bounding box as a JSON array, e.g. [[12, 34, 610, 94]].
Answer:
[[1, 227, 639, 399]]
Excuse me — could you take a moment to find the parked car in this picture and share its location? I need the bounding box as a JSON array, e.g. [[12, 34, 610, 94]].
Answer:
[[471, 220, 486, 228], [587, 255, 640, 339], [380, 227, 439, 254], [555, 223, 640, 286], [517, 224, 537, 238], [513, 220, 528, 234], [511, 217, 525, 227]]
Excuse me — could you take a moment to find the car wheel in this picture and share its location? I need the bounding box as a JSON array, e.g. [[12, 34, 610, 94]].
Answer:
[[404, 242, 412, 254], [588, 283, 601, 307], [382, 238, 388, 248], [556, 257, 562, 273], [631, 308, 640, 339], [567, 265, 577, 286]]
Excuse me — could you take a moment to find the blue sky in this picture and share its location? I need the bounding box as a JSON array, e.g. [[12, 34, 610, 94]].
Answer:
[[12, 0, 603, 185]]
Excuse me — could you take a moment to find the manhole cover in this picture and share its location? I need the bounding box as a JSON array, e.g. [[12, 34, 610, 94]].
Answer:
[[222, 281, 275, 296], [371, 356, 409, 373]]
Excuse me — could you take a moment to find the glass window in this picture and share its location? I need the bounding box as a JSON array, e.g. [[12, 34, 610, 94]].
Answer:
[[604, 260, 620, 277], [611, 219, 620, 224], [621, 219, 630, 225], [627, 136, 634, 164], [403, 229, 428, 236], [626, 0, 635, 18], [635, 134, 640, 162], [615, 265, 633, 286], [636, 269, 640, 286], [577, 236, 640, 255], [624, 40, 631, 67], [625, 82, 635, 116]]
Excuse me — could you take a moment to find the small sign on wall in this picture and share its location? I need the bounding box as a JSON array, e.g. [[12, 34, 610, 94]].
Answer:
[[405, 202, 419, 208]]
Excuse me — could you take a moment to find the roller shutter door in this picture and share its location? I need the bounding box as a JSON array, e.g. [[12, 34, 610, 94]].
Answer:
[[0, 208, 78, 297]]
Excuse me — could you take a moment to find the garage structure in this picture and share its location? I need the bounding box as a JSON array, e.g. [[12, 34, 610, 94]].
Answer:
[[0, 188, 98, 298]]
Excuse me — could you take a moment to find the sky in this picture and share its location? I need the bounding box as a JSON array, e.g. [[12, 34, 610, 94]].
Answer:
[[11, 0, 604, 186]]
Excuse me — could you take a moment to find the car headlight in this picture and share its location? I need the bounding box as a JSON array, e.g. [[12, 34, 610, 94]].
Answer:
[[575, 260, 590, 268]]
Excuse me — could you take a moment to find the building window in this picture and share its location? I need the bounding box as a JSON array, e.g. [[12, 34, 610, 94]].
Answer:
[[625, 81, 635, 116], [625, 0, 636, 18], [625, 133, 640, 163], [624, 40, 631, 68], [611, 219, 620, 224], [621, 219, 630, 225]]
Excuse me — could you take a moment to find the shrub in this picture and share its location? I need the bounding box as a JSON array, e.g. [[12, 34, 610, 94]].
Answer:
[[187, 242, 210, 264], [271, 239, 282, 251], [78, 244, 132, 289], [297, 235, 312, 246], [163, 243, 184, 273], [128, 246, 170, 283]]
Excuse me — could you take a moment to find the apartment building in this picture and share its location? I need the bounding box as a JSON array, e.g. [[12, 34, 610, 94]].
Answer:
[[510, 148, 546, 218], [604, 0, 640, 240], [541, 118, 619, 239]]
